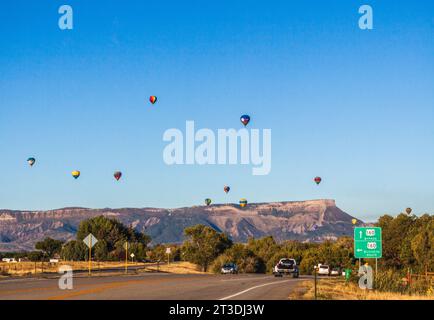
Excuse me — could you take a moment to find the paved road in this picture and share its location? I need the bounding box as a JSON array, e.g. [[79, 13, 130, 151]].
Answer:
[[0, 273, 309, 300]]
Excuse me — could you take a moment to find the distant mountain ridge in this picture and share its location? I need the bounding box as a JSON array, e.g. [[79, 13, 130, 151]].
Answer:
[[0, 199, 361, 252]]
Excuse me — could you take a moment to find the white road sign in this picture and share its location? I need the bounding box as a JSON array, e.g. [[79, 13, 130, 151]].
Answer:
[[166, 247, 171, 254], [83, 233, 98, 248], [130, 253, 135, 258]]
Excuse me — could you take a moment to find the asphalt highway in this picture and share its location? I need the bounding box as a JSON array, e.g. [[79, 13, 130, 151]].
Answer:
[[0, 273, 309, 300]]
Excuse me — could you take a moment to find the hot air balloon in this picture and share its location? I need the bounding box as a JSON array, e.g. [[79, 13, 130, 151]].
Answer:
[[405, 208, 412, 215], [114, 171, 122, 181], [239, 198, 248, 208], [71, 171, 80, 179], [240, 115, 250, 127], [205, 198, 212, 206], [314, 176, 322, 185], [224, 185, 230, 194], [351, 218, 357, 225], [27, 157, 36, 167], [149, 96, 157, 104]]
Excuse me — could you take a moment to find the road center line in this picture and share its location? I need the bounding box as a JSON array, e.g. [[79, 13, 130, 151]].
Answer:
[[219, 279, 293, 300]]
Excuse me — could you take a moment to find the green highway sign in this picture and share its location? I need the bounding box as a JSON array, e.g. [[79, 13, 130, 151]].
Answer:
[[354, 227, 382, 258]]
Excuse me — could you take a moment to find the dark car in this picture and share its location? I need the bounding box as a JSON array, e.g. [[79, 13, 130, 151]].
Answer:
[[221, 263, 238, 274]]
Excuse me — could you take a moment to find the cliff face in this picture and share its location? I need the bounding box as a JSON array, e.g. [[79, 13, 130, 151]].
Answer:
[[0, 199, 359, 251]]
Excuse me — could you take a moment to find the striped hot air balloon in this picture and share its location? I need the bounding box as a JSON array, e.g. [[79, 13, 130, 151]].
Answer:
[[239, 198, 248, 208], [149, 96, 157, 104]]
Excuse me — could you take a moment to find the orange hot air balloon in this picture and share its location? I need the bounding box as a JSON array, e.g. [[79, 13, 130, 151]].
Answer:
[[149, 96, 157, 104]]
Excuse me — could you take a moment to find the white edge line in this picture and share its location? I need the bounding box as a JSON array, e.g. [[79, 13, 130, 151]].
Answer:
[[219, 279, 292, 300]]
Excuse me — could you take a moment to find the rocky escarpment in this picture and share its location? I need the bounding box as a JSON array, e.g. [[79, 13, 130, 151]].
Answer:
[[0, 199, 360, 251]]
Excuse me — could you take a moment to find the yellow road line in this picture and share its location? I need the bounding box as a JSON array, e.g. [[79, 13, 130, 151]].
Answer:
[[46, 275, 200, 300]]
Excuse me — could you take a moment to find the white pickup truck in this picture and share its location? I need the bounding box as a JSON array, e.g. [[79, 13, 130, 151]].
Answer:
[[273, 258, 299, 278]]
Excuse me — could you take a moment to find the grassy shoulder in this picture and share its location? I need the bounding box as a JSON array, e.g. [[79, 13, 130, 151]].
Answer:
[[290, 278, 433, 300], [0, 261, 147, 276], [143, 261, 208, 274]]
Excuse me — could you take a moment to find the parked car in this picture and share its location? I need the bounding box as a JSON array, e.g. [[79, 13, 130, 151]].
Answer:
[[221, 263, 238, 274], [273, 258, 299, 278], [317, 264, 330, 276], [330, 267, 340, 276]]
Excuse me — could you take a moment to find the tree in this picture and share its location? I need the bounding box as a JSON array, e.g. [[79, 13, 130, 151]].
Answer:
[[182, 225, 232, 272], [411, 218, 434, 272], [35, 237, 64, 258], [27, 251, 44, 261], [61, 240, 87, 261], [246, 236, 279, 263], [211, 243, 264, 273], [75, 216, 151, 260]]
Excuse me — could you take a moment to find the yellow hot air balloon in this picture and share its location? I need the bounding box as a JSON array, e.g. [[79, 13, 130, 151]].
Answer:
[[239, 198, 248, 208], [351, 218, 357, 225], [72, 170, 80, 179]]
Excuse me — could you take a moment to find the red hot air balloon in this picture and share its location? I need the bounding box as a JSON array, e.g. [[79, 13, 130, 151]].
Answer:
[[314, 176, 322, 185], [149, 96, 157, 104], [114, 171, 122, 181]]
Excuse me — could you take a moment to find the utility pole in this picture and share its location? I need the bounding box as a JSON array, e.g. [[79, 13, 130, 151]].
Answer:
[[125, 241, 128, 274], [314, 266, 318, 300]]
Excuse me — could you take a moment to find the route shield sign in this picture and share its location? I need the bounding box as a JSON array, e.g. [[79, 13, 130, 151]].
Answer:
[[354, 227, 382, 258]]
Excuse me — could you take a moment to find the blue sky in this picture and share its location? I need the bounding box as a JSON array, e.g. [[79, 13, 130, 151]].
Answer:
[[0, 0, 433, 221]]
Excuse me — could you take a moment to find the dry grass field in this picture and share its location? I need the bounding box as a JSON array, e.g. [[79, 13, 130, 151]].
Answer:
[[0, 261, 146, 276], [143, 261, 208, 274], [290, 278, 434, 300]]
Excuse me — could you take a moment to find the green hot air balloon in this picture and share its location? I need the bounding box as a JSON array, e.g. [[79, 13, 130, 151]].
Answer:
[[205, 198, 212, 206]]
